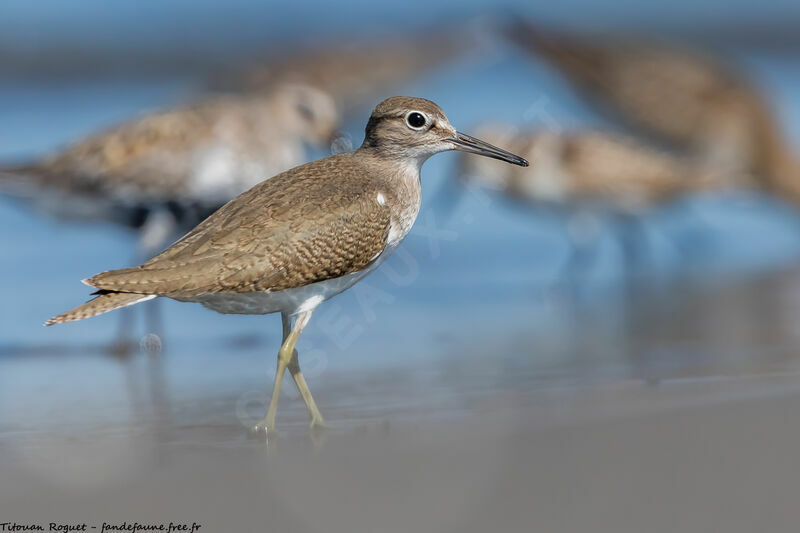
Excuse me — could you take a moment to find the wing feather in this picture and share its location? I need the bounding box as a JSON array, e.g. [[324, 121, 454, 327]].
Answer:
[[87, 154, 392, 297]]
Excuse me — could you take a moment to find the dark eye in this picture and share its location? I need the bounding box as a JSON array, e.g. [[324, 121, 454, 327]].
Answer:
[[297, 102, 315, 122], [406, 112, 427, 129]]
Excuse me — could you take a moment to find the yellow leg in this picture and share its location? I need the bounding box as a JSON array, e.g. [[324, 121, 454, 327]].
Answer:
[[288, 350, 326, 429], [253, 310, 314, 434], [281, 312, 326, 428]]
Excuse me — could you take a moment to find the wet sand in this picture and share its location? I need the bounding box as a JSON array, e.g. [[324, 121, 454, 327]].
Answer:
[[3, 372, 800, 532]]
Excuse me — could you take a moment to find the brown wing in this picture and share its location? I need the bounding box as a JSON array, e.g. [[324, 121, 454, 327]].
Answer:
[[85, 154, 392, 297], [560, 133, 743, 206], [561, 134, 685, 201]]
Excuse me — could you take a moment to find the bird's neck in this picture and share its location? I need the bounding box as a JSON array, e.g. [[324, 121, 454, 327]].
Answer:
[[355, 145, 427, 181], [353, 147, 423, 238], [358, 135, 436, 167]]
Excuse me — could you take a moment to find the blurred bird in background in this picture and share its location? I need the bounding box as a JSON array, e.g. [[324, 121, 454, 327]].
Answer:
[[459, 126, 747, 209], [0, 84, 339, 253], [0, 83, 339, 350], [456, 125, 753, 279], [505, 20, 800, 206]]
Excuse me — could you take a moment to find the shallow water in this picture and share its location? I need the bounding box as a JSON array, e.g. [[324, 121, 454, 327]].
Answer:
[[3, 45, 800, 424]]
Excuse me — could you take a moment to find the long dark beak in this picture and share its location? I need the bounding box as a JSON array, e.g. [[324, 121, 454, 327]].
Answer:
[[447, 132, 529, 167]]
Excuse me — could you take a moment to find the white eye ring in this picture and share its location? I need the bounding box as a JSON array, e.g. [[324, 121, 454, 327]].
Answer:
[[405, 111, 429, 130]]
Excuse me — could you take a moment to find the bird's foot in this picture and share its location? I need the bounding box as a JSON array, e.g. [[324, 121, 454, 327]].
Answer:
[[309, 422, 328, 449], [309, 416, 328, 430], [248, 418, 277, 442]]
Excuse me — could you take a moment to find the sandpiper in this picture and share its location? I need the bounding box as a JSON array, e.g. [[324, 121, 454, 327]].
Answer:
[[458, 126, 749, 212], [2, 83, 338, 351], [0, 83, 339, 256], [506, 21, 800, 196], [46, 97, 528, 433], [456, 125, 750, 277]]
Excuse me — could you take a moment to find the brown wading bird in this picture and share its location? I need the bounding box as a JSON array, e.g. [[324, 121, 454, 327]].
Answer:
[[506, 21, 800, 203], [46, 97, 528, 434], [456, 126, 753, 275], [0, 83, 338, 350], [458, 126, 750, 212], [0, 83, 339, 256]]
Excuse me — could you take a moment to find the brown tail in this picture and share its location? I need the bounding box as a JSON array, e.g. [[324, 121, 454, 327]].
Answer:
[[45, 291, 155, 326]]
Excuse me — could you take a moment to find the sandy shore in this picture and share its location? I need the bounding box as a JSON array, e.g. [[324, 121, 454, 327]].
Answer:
[[3, 372, 800, 533]]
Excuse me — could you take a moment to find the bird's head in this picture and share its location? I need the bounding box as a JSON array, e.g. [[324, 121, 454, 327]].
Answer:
[[362, 96, 529, 168], [274, 84, 340, 147]]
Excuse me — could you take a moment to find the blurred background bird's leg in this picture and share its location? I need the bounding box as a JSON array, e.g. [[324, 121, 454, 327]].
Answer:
[[136, 207, 179, 353], [254, 310, 314, 434], [612, 212, 651, 283], [667, 199, 725, 267], [121, 350, 146, 422], [109, 305, 138, 357], [142, 299, 164, 352], [283, 312, 326, 428], [138, 207, 179, 257], [558, 210, 603, 291], [433, 169, 472, 227], [146, 346, 174, 450], [106, 208, 178, 356], [137, 209, 178, 444]]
